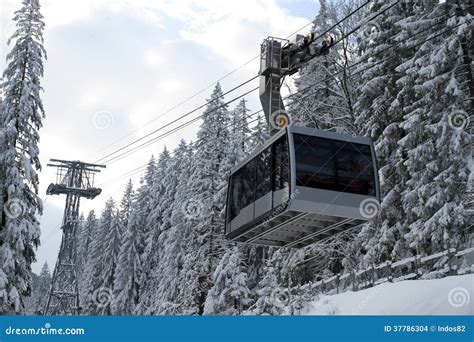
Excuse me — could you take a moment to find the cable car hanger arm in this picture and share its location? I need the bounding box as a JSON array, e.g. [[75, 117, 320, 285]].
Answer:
[[259, 33, 335, 133]]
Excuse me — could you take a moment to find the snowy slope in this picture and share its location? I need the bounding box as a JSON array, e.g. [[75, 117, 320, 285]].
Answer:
[[305, 274, 473, 315]]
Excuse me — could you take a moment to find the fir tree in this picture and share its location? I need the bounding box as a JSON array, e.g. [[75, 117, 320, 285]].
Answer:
[[99, 209, 123, 314], [290, 0, 359, 133], [77, 210, 97, 301], [137, 141, 193, 314], [231, 99, 252, 154], [119, 179, 134, 229], [252, 250, 285, 315], [396, 1, 472, 256], [179, 83, 231, 314], [0, 0, 46, 312], [353, 0, 414, 266], [34, 262, 50, 313], [113, 204, 141, 315], [204, 247, 250, 315], [250, 112, 269, 149], [139, 148, 171, 303], [82, 198, 115, 313]]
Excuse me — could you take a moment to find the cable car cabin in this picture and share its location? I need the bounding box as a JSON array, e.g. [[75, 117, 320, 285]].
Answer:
[[225, 125, 380, 248]]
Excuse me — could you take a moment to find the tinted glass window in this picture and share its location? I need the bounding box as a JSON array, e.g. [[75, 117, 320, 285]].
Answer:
[[241, 159, 256, 208], [273, 137, 290, 193], [255, 147, 272, 200], [294, 134, 375, 196], [228, 158, 257, 223], [228, 136, 292, 224], [294, 135, 335, 190], [228, 168, 243, 222], [335, 141, 375, 196]]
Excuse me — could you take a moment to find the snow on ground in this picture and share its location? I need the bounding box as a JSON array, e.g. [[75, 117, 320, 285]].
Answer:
[[305, 274, 473, 315]]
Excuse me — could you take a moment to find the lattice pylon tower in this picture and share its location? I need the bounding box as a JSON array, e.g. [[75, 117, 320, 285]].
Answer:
[[44, 159, 105, 315]]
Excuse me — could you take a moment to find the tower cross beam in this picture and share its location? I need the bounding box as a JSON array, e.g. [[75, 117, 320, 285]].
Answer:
[[44, 159, 106, 315]]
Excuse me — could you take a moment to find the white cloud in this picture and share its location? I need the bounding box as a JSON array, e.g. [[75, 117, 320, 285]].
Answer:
[[159, 0, 311, 66]]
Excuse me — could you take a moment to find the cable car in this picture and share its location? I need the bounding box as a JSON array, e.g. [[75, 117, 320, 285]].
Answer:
[[225, 125, 380, 248]]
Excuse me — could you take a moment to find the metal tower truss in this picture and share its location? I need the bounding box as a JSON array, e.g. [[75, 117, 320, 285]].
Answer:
[[44, 159, 105, 315]]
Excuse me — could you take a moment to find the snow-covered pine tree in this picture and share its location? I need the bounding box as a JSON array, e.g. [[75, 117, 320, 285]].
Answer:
[[203, 246, 250, 315], [245, 244, 268, 291], [179, 83, 230, 314], [231, 98, 252, 154], [134, 156, 156, 259], [290, 0, 359, 133], [136, 141, 193, 314], [119, 157, 155, 313], [113, 203, 141, 315], [0, 94, 4, 227], [353, 0, 415, 266], [0, 0, 46, 312], [82, 198, 115, 314], [98, 209, 123, 315], [250, 112, 269, 149], [251, 249, 286, 315], [77, 210, 97, 301], [396, 1, 473, 256], [287, 284, 312, 315], [33, 262, 50, 313], [119, 179, 134, 230], [139, 148, 171, 294]]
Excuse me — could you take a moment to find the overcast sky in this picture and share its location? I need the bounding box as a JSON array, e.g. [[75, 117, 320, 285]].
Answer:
[[0, 0, 319, 273]]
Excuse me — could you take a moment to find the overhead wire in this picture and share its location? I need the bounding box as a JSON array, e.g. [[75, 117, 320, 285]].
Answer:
[[97, 0, 401, 184], [102, 0, 469, 200], [94, 1, 382, 167], [93, 1, 376, 165], [93, 14, 332, 157], [102, 0, 465, 191]]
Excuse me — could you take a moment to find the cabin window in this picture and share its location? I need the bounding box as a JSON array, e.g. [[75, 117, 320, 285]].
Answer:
[[228, 158, 256, 223], [334, 141, 375, 196], [228, 167, 243, 222], [273, 137, 289, 193], [293, 135, 335, 191], [294, 134, 375, 196], [241, 158, 256, 209], [255, 147, 272, 201], [227, 136, 291, 224]]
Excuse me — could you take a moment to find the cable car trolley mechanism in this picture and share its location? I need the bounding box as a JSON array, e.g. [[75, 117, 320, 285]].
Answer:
[[224, 34, 380, 248]]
